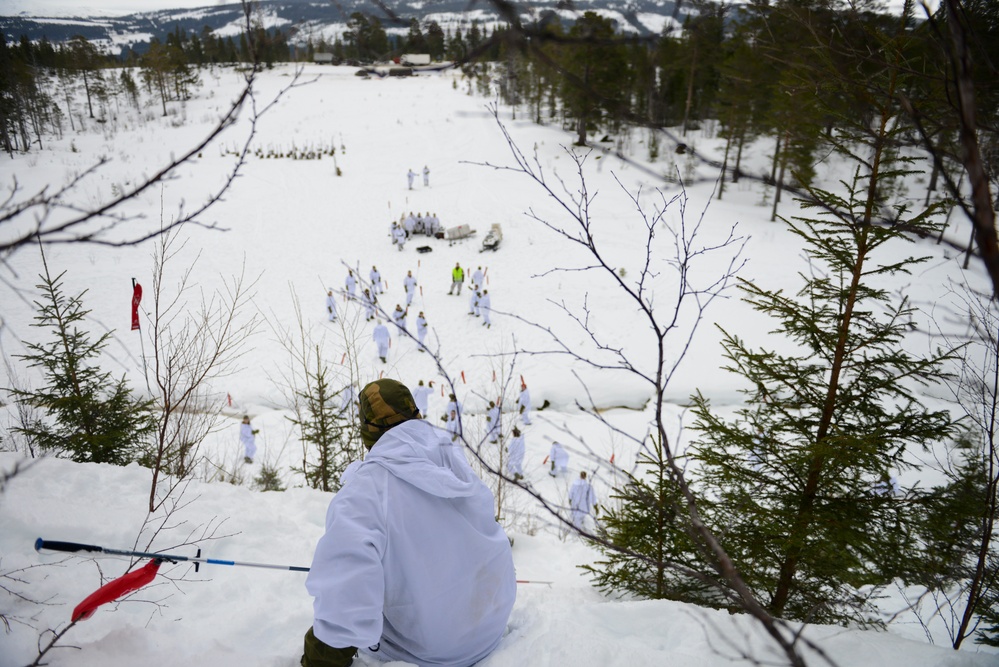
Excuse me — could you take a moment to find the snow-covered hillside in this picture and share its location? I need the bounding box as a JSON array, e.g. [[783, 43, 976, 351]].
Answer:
[[0, 63, 994, 667]]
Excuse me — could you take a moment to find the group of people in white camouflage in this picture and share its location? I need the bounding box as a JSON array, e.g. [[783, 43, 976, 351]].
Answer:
[[390, 211, 442, 251]]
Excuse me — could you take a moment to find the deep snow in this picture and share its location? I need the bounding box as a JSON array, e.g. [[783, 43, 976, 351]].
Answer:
[[0, 63, 995, 666]]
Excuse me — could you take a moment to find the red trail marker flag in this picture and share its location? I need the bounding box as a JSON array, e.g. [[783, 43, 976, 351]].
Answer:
[[130, 282, 143, 331], [72, 559, 161, 622]]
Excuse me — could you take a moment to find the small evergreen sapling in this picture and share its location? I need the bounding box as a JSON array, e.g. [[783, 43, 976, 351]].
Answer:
[[11, 256, 155, 465]]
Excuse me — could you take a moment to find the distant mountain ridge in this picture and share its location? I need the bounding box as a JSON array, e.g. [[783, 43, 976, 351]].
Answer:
[[1, 0, 686, 56]]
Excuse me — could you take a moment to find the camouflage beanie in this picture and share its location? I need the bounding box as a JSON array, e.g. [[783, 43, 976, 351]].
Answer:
[[358, 379, 421, 448]]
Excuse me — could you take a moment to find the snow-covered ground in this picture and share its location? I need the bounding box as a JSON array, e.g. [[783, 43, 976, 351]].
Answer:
[[0, 63, 995, 666]]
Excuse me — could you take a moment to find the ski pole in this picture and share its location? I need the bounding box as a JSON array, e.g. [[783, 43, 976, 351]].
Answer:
[[37, 539, 555, 584], [35, 538, 310, 573]]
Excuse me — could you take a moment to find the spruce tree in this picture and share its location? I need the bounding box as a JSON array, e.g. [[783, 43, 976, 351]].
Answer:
[[288, 350, 363, 493], [682, 19, 962, 620], [583, 437, 718, 604], [11, 256, 155, 465]]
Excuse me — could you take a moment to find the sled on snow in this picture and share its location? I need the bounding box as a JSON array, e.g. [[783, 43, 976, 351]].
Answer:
[[480, 224, 502, 252], [445, 224, 476, 245]]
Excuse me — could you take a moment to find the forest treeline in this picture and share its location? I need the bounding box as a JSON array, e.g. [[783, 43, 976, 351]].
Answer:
[[3, 1, 996, 177]]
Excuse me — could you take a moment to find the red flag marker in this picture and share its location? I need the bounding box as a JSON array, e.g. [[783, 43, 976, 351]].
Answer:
[[461, 371, 466, 384], [542, 456, 549, 465], [72, 559, 161, 622], [130, 282, 142, 331], [610, 453, 615, 464], [227, 393, 232, 407], [492, 370, 496, 381], [341, 352, 347, 364]]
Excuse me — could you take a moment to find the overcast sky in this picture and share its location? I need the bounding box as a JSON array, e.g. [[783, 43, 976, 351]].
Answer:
[[0, 0, 939, 20]]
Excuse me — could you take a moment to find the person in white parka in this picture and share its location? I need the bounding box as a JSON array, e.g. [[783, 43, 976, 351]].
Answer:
[[507, 426, 525, 480], [372, 321, 390, 363], [569, 471, 598, 531], [325, 289, 338, 322], [517, 382, 531, 425], [302, 379, 516, 667]]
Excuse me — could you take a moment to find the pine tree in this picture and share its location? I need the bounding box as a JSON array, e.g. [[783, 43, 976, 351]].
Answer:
[[11, 255, 156, 465]]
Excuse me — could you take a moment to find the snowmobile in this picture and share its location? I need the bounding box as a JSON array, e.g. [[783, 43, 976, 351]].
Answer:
[[480, 223, 502, 252]]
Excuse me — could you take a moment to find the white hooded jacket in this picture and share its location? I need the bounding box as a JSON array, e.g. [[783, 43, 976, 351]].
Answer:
[[306, 419, 516, 667]]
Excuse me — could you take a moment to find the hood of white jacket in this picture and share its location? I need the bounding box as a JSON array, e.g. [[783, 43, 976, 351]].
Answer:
[[363, 419, 481, 499]]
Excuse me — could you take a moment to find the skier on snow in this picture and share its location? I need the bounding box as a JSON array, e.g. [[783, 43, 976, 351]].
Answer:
[[302, 379, 516, 667]]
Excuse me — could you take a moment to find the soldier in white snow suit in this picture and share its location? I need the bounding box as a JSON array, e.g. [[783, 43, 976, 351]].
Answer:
[[422, 165, 430, 186], [373, 321, 390, 362], [392, 304, 408, 333], [416, 311, 428, 350], [517, 383, 532, 425], [412, 379, 433, 418], [391, 223, 407, 251], [507, 427, 525, 480], [480, 290, 492, 328], [403, 270, 417, 306], [469, 288, 480, 316], [370, 266, 382, 294], [302, 379, 516, 667], [485, 400, 501, 444], [472, 266, 484, 288], [549, 441, 569, 476], [345, 270, 357, 300], [362, 288, 376, 321], [407, 168, 416, 189], [425, 212, 439, 237], [403, 213, 416, 237], [445, 393, 463, 424], [240, 415, 258, 464], [445, 408, 461, 441], [340, 384, 358, 418], [569, 471, 598, 531], [325, 289, 338, 322]]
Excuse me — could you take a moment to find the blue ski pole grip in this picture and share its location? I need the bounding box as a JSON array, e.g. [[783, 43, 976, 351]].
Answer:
[[36, 538, 101, 554]]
